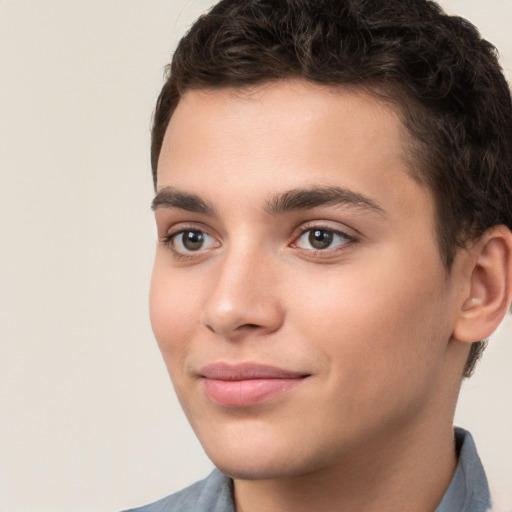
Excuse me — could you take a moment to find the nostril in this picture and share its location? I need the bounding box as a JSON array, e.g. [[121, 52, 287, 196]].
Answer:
[[204, 322, 260, 335]]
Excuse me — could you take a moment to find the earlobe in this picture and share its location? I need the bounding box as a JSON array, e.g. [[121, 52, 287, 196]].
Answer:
[[454, 226, 512, 343]]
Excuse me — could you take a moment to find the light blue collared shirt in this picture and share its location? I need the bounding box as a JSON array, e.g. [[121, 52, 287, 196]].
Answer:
[[126, 428, 490, 512], [436, 428, 490, 512]]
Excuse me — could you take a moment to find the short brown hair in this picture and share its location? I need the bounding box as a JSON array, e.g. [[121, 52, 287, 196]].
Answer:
[[151, 0, 512, 377]]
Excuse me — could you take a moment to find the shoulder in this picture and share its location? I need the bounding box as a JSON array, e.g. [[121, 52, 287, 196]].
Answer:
[[122, 469, 235, 512]]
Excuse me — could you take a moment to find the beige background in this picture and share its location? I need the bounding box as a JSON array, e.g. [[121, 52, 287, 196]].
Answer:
[[0, 1, 511, 511]]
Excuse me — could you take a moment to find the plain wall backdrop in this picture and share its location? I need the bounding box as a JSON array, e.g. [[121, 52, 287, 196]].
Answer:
[[0, 1, 511, 511]]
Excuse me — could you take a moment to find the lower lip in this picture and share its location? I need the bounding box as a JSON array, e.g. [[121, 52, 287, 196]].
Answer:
[[203, 378, 305, 407]]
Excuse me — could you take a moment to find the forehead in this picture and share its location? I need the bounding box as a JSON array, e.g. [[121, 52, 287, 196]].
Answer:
[[163, 81, 408, 166], [157, 80, 432, 224]]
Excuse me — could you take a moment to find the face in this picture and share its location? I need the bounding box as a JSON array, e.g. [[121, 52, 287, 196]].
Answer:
[[150, 81, 462, 480]]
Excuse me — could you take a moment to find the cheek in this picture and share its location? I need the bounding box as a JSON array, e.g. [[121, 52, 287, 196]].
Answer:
[[149, 262, 201, 366], [289, 250, 452, 376], [286, 264, 453, 431]]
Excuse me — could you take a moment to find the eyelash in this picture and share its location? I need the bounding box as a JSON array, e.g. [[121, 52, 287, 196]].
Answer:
[[292, 224, 357, 254], [159, 223, 358, 260], [159, 225, 216, 260]]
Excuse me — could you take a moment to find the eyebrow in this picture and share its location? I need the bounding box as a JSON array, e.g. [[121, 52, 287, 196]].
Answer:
[[152, 187, 215, 215], [152, 185, 385, 218], [264, 186, 386, 217]]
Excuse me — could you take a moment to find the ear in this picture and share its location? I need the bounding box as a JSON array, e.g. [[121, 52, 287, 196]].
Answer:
[[453, 225, 512, 343]]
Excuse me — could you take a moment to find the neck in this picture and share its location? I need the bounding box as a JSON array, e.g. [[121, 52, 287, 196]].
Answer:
[[233, 418, 458, 512]]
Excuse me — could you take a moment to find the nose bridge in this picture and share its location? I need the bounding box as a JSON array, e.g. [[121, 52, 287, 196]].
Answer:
[[201, 239, 283, 338]]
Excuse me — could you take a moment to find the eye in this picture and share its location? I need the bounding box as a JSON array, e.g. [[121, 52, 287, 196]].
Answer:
[[166, 229, 219, 254], [294, 227, 353, 251]]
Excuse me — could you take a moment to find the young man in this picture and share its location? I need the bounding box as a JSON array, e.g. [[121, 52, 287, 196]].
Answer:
[[129, 1, 512, 510]]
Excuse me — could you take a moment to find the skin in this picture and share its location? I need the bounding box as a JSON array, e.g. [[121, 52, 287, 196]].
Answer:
[[149, 80, 506, 511]]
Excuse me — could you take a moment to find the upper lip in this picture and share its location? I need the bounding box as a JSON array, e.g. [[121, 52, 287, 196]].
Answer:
[[199, 362, 309, 381]]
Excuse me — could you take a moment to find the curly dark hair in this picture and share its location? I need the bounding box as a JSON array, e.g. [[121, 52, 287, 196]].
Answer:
[[151, 0, 512, 377]]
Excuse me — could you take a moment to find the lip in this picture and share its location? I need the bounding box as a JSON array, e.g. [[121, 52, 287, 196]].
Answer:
[[199, 362, 310, 407]]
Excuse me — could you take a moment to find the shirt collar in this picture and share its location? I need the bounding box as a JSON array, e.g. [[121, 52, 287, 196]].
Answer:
[[435, 428, 491, 512]]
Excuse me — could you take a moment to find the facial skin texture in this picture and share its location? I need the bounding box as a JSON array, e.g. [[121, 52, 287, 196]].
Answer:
[[150, 81, 499, 511]]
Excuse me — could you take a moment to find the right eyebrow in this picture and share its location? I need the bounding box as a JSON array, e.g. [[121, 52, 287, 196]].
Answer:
[[151, 186, 215, 215]]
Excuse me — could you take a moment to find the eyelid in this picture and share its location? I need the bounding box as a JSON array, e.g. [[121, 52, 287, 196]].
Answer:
[[289, 222, 358, 253], [159, 222, 221, 259]]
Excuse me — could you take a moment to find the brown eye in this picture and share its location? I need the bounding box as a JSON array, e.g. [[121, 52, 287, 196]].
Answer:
[[180, 230, 205, 251], [294, 227, 352, 252], [308, 229, 334, 249], [168, 229, 219, 255]]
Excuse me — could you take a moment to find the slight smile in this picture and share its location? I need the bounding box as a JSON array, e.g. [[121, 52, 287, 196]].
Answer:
[[199, 363, 311, 407]]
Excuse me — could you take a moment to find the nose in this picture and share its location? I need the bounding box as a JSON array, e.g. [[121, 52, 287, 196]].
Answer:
[[201, 249, 284, 340]]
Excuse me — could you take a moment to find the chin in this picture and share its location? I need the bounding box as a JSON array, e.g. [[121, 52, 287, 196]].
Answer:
[[201, 439, 290, 480], [199, 430, 334, 482], [211, 456, 306, 481]]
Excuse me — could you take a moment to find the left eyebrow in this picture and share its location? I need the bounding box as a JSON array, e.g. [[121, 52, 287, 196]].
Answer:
[[264, 186, 386, 217]]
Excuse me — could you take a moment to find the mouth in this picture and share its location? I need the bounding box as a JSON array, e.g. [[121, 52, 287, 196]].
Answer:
[[199, 362, 310, 407]]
